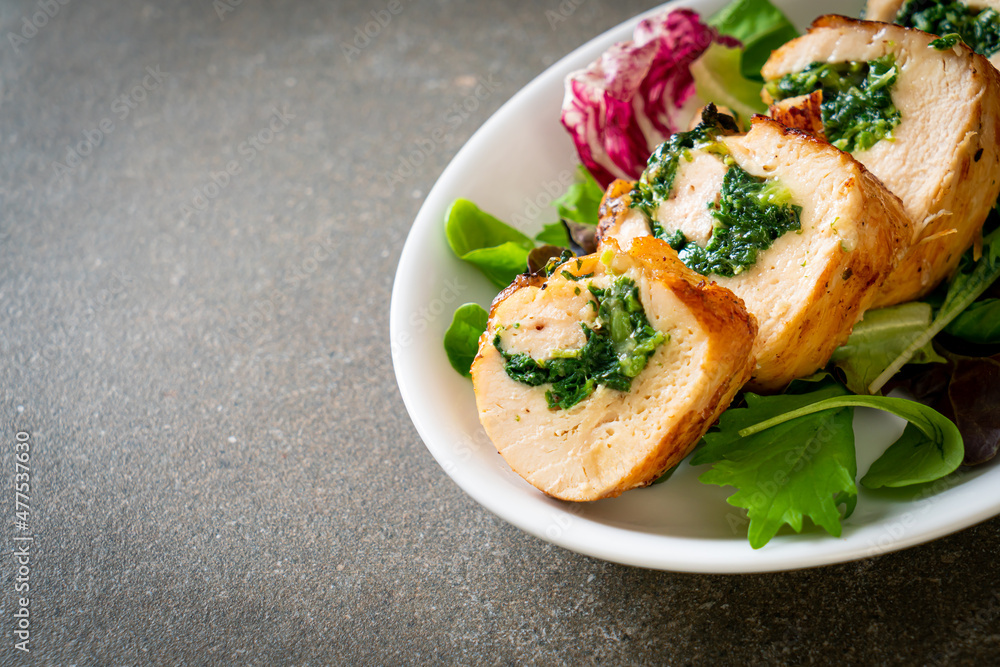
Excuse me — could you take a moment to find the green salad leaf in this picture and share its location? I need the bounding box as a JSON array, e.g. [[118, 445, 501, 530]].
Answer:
[[830, 302, 946, 394], [737, 393, 964, 489], [535, 221, 571, 248], [692, 376, 963, 547], [692, 0, 797, 124], [445, 199, 536, 289], [554, 165, 604, 226], [691, 42, 769, 120], [692, 379, 857, 549], [869, 224, 1000, 392], [945, 298, 1000, 344], [708, 0, 800, 81], [443, 303, 489, 377], [862, 423, 964, 489]]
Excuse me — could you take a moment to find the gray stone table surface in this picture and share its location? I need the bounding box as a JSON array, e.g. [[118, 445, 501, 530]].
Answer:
[[2, 0, 999, 664]]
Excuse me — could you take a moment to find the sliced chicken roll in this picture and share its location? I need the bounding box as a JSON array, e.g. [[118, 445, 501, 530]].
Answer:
[[865, 0, 1000, 69], [762, 15, 1000, 307], [598, 113, 911, 392], [471, 238, 756, 502]]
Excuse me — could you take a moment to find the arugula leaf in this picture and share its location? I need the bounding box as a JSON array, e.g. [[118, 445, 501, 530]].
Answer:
[[708, 0, 799, 81], [535, 221, 571, 248], [554, 165, 604, 226], [445, 199, 535, 289], [869, 224, 1000, 393], [443, 303, 488, 378], [944, 298, 1000, 343], [692, 380, 857, 548], [830, 302, 946, 394]]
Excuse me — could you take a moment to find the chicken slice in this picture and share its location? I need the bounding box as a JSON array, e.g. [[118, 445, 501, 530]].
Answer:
[[471, 238, 756, 502], [762, 15, 1000, 307], [597, 116, 911, 392], [865, 0, 1000, 70]]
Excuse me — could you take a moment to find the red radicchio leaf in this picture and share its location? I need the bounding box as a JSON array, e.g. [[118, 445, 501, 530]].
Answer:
[[560, 9, 739, 188]]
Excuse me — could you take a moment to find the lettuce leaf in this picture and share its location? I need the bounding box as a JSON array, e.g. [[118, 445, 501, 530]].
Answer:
[[535, 222, 571, 248], [691, 0, 799, 122], [708, 0, 799, 81], [691, 43, 768, 121], [561, 9, 737, 187], [945, 298, 1000, 343], [830, 302, 946, 394], [868, 223, 1000, 393]]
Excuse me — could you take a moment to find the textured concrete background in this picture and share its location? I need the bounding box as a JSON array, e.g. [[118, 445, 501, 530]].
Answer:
[[1, 0, 998, 664]]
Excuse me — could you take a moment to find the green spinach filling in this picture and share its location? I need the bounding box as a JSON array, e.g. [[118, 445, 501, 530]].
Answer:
[[495, 276, 667, 410], [664, 167, 802, 278], [765, 54, 901, 153], [629, 106, 802, 279], [896, 0, 1000, 57], [630, 106, 739, 222]]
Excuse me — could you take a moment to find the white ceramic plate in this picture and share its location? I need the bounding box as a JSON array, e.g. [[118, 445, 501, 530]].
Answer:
[[390, 0, 1000, 572]]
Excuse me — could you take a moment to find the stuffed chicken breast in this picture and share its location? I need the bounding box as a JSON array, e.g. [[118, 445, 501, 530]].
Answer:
[[470, 238, 756, 502], [864, 0, 1000, 70], [762, 15, 1000, 307], [598, 111, 911, 392]]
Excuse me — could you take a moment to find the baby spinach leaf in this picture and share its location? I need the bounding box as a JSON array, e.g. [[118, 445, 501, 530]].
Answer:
[[554, 165, 604, 227], [862, 423, 962, 488], [830, 302, 946, 394], [443, 303, 489, 378], [445, 199, 535, 289]]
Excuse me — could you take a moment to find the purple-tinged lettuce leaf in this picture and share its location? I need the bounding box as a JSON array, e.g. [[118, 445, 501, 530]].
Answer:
[[888, 350, 1000, 466], [561, 9, 737, 187]]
